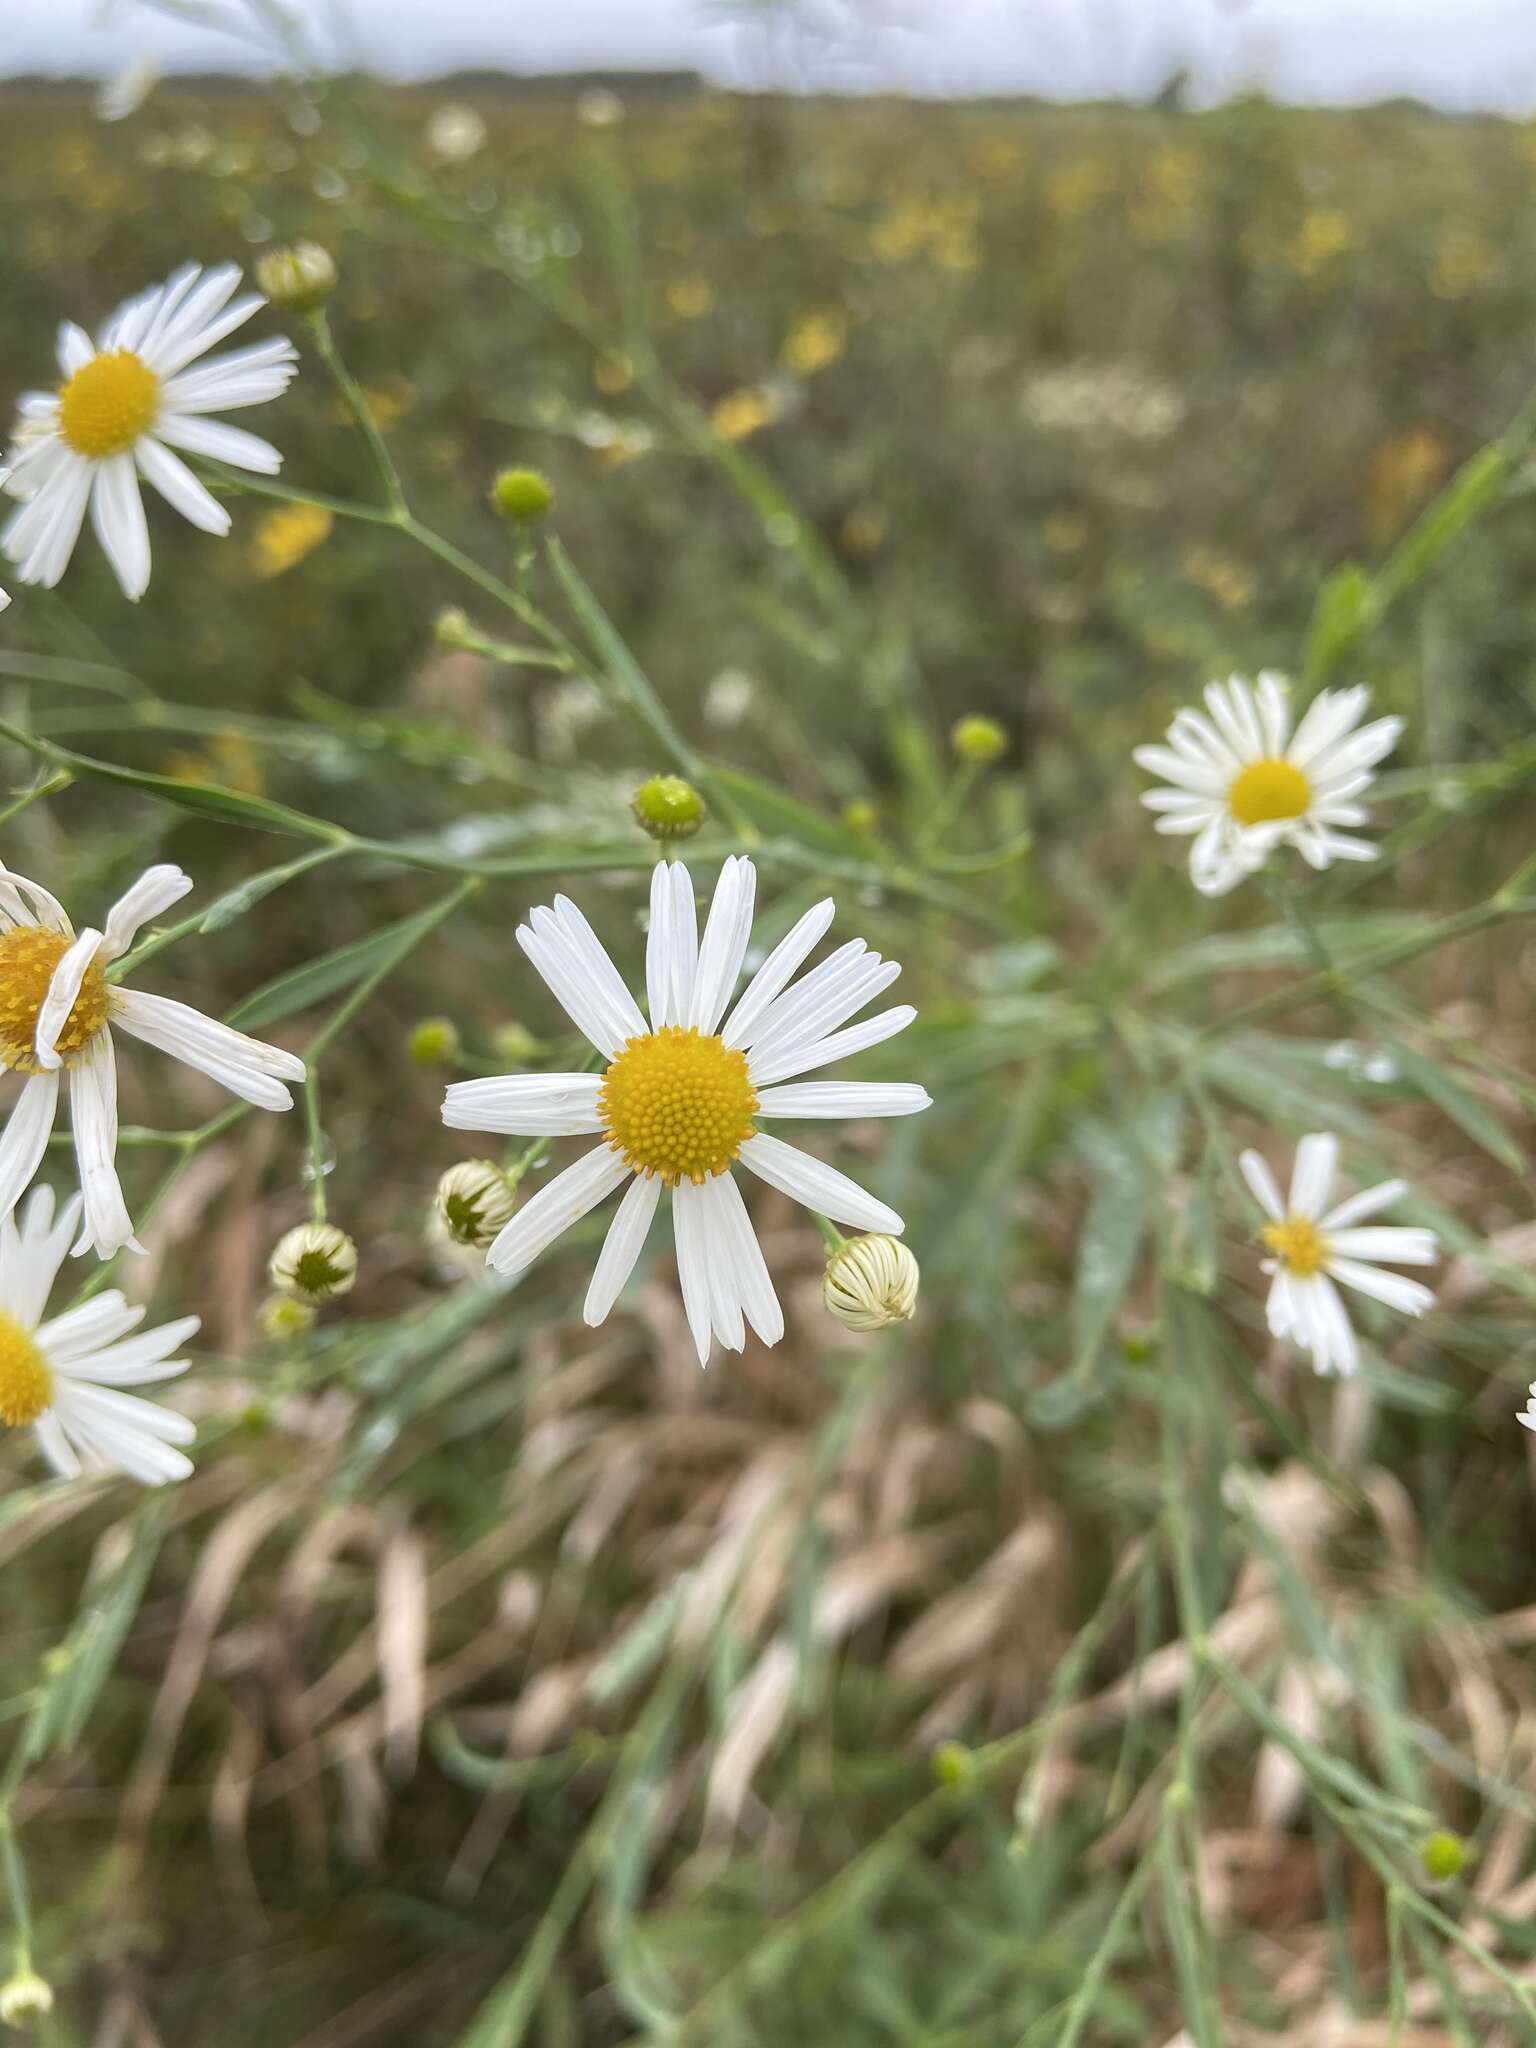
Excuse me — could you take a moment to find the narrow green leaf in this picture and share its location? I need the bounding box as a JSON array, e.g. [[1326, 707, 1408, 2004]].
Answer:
[[228, 895, 457, 1030]]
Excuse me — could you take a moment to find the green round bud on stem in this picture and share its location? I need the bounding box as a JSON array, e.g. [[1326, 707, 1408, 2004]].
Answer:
[[408, 1017, 461, 1068], [434, 605, 477, 651], [1419, 1830, 1470, 1883], [491, 467, 555, 524], [436, 1159, 518, 1250], [259, 1294, 317, 1340], [269, 1222, 358, 1304], [491, 1021, 541, 1064], [632, 774, 706, 842], [932, 1739, 976, 1788], [842, 798, 878, 837], [255, 241, 338, 313], [951, 714, 1007, 766], [823, 1234, 919, 1331]]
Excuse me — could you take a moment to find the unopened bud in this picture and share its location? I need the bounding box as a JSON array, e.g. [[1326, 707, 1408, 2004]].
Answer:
[[268, 1222, 357, 1304], [1419, 1830, 1470, 1883], [632, 774, 705, 842], [491, 466, 554, 524], [490, 1021, 541, 1064], [436, 1160, 517, 1250], [434, 605, 477, 650], [822, 1234, 919, 1332], [255, 241, 337, 313], [932, 1740, 975, 1788], [259, 1294, 317, 1340], [0, 1970, 54, 2025], [408, 1017, 461, 1068], [951, 714, 1007, 766], [841, 798, 878, 838]]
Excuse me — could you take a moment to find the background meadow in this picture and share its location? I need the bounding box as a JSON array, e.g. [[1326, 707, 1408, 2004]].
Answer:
[[3, 47, 1536, 2046]]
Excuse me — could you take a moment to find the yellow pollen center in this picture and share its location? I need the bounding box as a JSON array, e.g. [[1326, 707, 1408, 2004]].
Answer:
[[57, 349, 160, 459], [1227, 757, 1312, 827], [1261, 1215, 1328, 1279], [0, 927, 109, 1074], [0, 1313, 52, 1429], [599, 1026, 759, 1186]]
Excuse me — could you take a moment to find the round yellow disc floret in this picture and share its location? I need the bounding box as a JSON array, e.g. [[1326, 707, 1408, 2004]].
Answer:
[[0, 1312, 53, 1428], [57, 349, 160, 459], [0, 927, 108, 1073], [598, 1026, 758, 1185], [1227, 758, 1311, 827], [1262, 1215, 1327, 1279]]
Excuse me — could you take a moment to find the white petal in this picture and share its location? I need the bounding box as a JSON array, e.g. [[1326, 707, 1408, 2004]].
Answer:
[[39, 1290, 144, 1364], [741, 947, 900, 1070], [1254, 671, 1293, 755], [33, 929, 103, 1070], [136, 436, 231, 535], [442, 1073, 604, 1136], [722, 897, 836, 1049], [56, 322, 94, 376], [156, 336, 297, 414], [53, 1316, 197, 1384], [0, 1071, 61, 1222], [1320, 1180, 1408, 1231], [745, 1004, 917, 1088], [516, 923, 629, 1060], [51, 1385, 193, 1485], [583, 1171, 661, 1326], [663, 863, 699, 1028], [1288, 1134, 1339, 1220], [1324, 1226, 1437, 1267], [1325, 1257, 1436, 1317], [100, 865, 193, 963], [1309, 1273, 1360, 1375], [151, 412, 284, 474], [737, 1131, 902, 1235], [542, 897, 646, 1040], [707, 1170, 783, 1346], [1238, 1149, 1285, 1221], [484, 1144, 630, 1278], [645, 861, 676, 1027], [90, 453, 151, 601], [70, 1035, 139, 1259], [4, 454, 92, 588], [139, 263, 245, 375], [671, 1177, 716, 1366], [33, 1410, 81, 1480], [109, 988, 304, 1109], [1132, 745, 1226, 796], [681, 1178, 744, 1354], [754, 1082, 930, 1120], [1286, 686, 1370, 767], [689, 857, 757, 1034], [0, 1187, 80, 1330], [0, 865, 70, 936]]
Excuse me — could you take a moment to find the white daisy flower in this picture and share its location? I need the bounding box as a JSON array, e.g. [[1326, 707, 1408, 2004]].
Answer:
[[0, 1186, 199, 1486], [1517, 1385, 1536, 1434], [2, 263, 298, 601], [442, 856, 930, 1364], [1134, 673, 1402, 897], [0, 861, 306, 1260], [1239, 1132, 1438, 1377]]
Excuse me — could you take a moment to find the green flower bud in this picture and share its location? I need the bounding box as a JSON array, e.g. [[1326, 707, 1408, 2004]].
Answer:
[[255, 241, 338, 313], [841, 798, 878, 838], [632, 774, 706, 842], [1419, 1830, 1470, 1883], [268, 1222, 357, 1304], [823, 1234, 919, 1332], [951, 714, 1007, 766], [436, 1159, 517, 1250], [932, 1739, 976, 1788], [259, 1294, 317, 1340], [433, 605, 477, 651], [408, 1017, 461, 1068], [491, 466, 554, 524], [490, 1021, 541, 1064]]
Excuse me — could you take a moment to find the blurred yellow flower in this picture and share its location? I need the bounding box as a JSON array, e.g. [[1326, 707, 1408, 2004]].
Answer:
[[665, 275, 715, 320], [711, 387, 776, 440], [781, 309, 847, 377], [593, 354, 634, 394], [1430, 226, 1500, 300], [1364, 425, 1451, 544], [1288, 209, 1355, 277], [1046, 155, 1114, 219], [163, 732, 265, 794], [250, 502, 333, 580], [1182, 545, 1256, 612], [331, 377, 415, 430]]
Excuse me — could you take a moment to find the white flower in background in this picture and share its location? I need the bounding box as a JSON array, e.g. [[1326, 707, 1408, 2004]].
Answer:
[[1239, 1133, 1437, 1376], [1135, 674, 1402, 897], [442, 857, 930, 1364], [0, 862, 305, 1259], [425, 101, 487, 161], [1517, 1386, 1536, 1435], [2, 263, 298, 601], [0, 1187, 199, 1485]]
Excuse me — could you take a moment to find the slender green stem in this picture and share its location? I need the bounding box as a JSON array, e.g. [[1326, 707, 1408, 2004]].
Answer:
[[306, 307, 409, 516]]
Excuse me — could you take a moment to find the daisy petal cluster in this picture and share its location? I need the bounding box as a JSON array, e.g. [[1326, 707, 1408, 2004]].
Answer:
[[0, 1188, 199, 1485], [442, 856, 930, 1364], [1240, 1132, 1437, 1376], [0, 861, 305, 1259], [2, 263, 297, 600], [1135, 673, 1401, 896]]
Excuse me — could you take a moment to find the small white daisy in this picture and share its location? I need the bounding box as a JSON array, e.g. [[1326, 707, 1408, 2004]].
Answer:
[[442, 856, 930, 1364], [0, 861, 305, 1260], [1134, 673, 1402, 897], [1239, 1132, 1438, 1376], [1517, 1385, 1536, 1435], [2, 263, 298, 601], [0, 1186, 199, 1486]]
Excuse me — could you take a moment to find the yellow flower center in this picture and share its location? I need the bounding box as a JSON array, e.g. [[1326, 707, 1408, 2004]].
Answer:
[[0, 1313, 52, 1428], [1227, 758, 1312, 827], [598, 1026, 758, 1186], [0, 927, 108, 1074], [1261, 1215, 1328, 1279], [57, 349, 160, 459]]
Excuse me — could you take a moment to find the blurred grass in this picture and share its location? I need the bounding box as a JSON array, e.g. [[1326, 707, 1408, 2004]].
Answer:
[[3, 71, 1536, 2047]]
